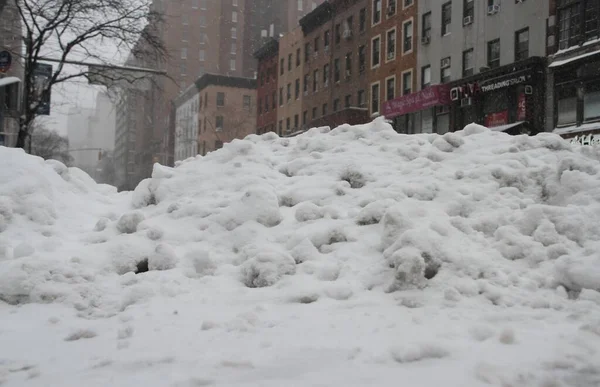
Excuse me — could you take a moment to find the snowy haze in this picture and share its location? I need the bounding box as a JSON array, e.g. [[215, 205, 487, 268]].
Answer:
[[1, 119, 600, 386]]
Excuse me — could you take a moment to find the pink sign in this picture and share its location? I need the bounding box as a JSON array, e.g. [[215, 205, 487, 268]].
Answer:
[[485, 110, 509, 127], [382, 84, 450, 119], [517, 93, 526, 121]]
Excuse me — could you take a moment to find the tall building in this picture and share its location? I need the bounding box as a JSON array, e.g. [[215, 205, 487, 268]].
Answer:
[[547, 0, 600, 142], [255, 38, 279, 135], [0, 1, 23, 147], [416, 0, 549, 134], [66, 107, 96, 172]]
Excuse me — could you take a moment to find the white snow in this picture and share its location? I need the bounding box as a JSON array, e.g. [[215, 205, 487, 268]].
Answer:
[[2, 118, 600, 386]]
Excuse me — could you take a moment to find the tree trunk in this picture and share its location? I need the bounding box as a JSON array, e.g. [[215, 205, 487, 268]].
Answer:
[[15, 122, 28, 149]]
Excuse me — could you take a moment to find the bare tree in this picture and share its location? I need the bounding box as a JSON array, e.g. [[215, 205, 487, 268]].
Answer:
[[29, 125, 73, 165], [12, 0, 168, 148]]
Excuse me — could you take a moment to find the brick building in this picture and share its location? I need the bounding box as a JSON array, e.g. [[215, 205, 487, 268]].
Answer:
[[368, 0, 418, 132], [254, 38, 279, 135], [277, 27, 306, 135], [196, 74, 257, 156]]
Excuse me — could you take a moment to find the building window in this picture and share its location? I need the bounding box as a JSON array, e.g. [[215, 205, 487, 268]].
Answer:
[[278, 120, 283, 134], [243, 95, 251, 110], [359, 8, 367, 32], [557, 1, 583, 50], [294, 114, 299, 129], [322, 103, 328, 116], [371, 36, 381, 68], [264, 95, 269, 112], [216, 116, 224, 130], [422, 12, 432, 40], [314, 69, 319, 91], [335, 23, 341, 45], [403, 0, 413, 7], [441, 57, 451, 83], [231, 43, 236, 54], [314, 36, 320, 52], [217, 92, 225, 107], [304, 43, 310, 62], [230, 59, 236, 71], [358, 89, 365, 107], [515, 28, 529, 61], [402, 71, 412, 95], [487, 38, 500, 68], [584, 83, 600, 122], [442, 2, 452, 36], [304, 74, 309, 93], [298, 0, 303, 11], [334, 58, 340, 82], [232, 11, 237, 22], [303, 110, 308, 125], [386, 76, 395, 101], [463, 0, 474, 20], [359, 45, 366, 72], [371, 82, 380, 114], [421, 65, 431, 89], [297, 48, 302, 66], [584, 0, 600, 42], [295, 78, 300, 99], [403, 20, 413, 53], [312, 107, 318, 119], [286, 117, 291, 132], [231, 27, 237, 39], [557, 87, 577, 126], [199, 49, 206, 61], [180, 62, 187, 75], [386, 28, 396, 61], [280, 59, 284, 75], [200, 15, 206, 26], [462, 49, 474, 77], [373, 0, 382, 25], [324, 30, 331, 49], [258, 98, 262, 114], [345, 94, 352, 108], [272, 91, 276, 109], [345, 52, 352, 78], [323, 64, 330, 85], [287, 83, 291, 102], [181, 47, 188, 59], [333, 98, 340, 112], [279, 87, 283, 105], [388, 0, 397, 16], [288, 54, 292, 71]]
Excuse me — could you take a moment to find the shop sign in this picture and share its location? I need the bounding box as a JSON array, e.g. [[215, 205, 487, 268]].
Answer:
[[480, 75, 529, 93], [517, 93, 526, 121], [485, 110, 509, 127], [450, 82, 480, 101], [570, 134, 600, 146], [382, 84, 450, 119]]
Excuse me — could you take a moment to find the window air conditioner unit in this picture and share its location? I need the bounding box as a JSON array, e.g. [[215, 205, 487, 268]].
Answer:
[[421, 35, 430, 45], [463, 15, 473, 25], [343, 30, 352, 39], [387, 51, 395, 60], [460, 97, 472, 107], [441, 58, 451, 68], [488, 4, 499, 14]]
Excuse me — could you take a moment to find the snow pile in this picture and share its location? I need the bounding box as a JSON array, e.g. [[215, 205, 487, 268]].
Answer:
[[1, 119, 600, 387]]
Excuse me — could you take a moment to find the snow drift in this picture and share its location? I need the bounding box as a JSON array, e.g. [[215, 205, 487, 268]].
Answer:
[[1, 118, 600, 387]]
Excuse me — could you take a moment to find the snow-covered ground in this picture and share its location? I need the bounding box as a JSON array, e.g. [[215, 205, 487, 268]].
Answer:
[[1, 118, 600, 387]]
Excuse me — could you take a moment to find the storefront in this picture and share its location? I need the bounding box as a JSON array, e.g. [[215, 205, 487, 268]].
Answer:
[[382, 84, 451, 134], [448, 57, 546, 135], [550, 51, 600, 141]]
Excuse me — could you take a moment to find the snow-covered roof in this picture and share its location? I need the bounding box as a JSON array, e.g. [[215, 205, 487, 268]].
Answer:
[[549, 50, 600, 68], [0, 76, 20, 88]]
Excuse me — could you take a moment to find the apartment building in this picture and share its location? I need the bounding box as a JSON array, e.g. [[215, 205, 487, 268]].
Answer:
[[196, 74, 257, 155], [255, 38, 279, 135], [369, 0, 418, 134], [0, 1, 23, 147], [174, 85, 200, 161], [277, 27, 305, 136], [548, 0, 600, 143], [299, 0, 371, 131], [416, 0, 549, 135]]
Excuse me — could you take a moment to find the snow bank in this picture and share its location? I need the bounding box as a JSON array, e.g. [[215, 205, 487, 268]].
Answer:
[[2, 119, 600, 387]]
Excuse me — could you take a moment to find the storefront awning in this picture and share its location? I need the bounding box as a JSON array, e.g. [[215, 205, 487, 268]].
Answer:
[[489, 121, 525, 132], [549, 50, 600, 68], [0, 76, 20, 88], [382, 84, 450, 119]]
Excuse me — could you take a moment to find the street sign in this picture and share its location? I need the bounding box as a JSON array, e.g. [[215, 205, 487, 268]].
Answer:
[[0, 51, 12, 73], [33, 63, 52, 115]]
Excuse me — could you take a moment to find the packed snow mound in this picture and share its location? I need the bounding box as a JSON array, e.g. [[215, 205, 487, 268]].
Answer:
[[2, 120, 600, 387]]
